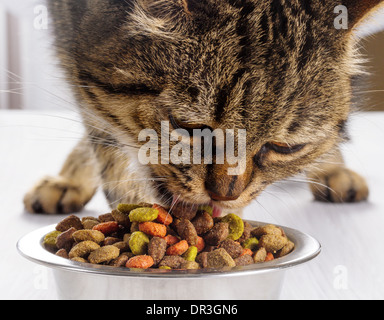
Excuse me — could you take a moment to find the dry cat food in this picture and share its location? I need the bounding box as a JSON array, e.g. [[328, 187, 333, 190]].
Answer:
[[43, 204, 295, 270]]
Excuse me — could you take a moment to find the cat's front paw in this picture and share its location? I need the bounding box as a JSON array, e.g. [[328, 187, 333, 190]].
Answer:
[[24, 176, 85, 214], [309, 168, 369, 203]]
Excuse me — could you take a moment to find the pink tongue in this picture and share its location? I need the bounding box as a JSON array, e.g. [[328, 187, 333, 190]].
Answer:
[[211, 203, 223, 218]]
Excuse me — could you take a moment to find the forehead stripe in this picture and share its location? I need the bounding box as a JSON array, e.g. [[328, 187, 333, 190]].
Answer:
[[215, 0, 255, 121]]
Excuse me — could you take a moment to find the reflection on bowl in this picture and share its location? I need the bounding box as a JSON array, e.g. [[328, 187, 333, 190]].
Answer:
[[17, 221, 321, 300]]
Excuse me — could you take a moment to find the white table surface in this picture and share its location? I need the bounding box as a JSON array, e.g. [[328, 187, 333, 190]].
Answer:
[[1, 110, 384, 300]]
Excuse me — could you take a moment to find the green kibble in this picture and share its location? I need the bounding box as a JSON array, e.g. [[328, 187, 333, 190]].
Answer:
[[159, 266, 172, 270], [221, 214, 244, 241], [182, 246, 198, 262], [197, 205, 213, 216], [129, 231, 150, 255], [129, 208, 159, 223], [117, 203, 141, 214], [43, 231, 61, 249], [242, 237, 259, 251]]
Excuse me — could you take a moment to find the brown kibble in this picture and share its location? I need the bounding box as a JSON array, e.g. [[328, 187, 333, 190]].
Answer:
[[203, 222, 229, 246], [192, 212, 214, 235], [68, 241, 100, 259], [130, 221, 140, 233], [81, 216, 99, 223], [56, 227, 76, 252], [196, 252, 208, 268], [109, 254, 130, 267], [137, 202, 154, 208], [181, 260, 200, 270], [171, 202, 198, 221], [148, 237, 167, 265], [253, 247, 267, 263], [176, 219, 198, 246], [251, 224, 283, 238], [56, 215, 83, 232], [202, 245, 217, 253], [275, 240, 295, 258], [71, 257, 87, 263], [72, 229, 105, 244], [158, 256, 185, 269], [55, 248, 69, 259], [98, 213, 115, 222], [112, 241, 130, 253], [81, 217, 100, 230], [111, 209, 131, 227], [206, 248, 236, 268], [123, 233, 131, 243], [103, 236, 121, 246], [82, 219, 100, 230], [219, 239, 243, 259], [258, 234, 288, 253], [88, 245, 120, 264], [234, 254, 254, 266]]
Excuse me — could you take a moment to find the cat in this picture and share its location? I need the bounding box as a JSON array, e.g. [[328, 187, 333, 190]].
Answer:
[[24, 0, 382, 216]]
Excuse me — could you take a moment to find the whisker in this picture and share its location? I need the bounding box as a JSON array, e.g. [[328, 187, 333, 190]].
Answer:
[[250, 198, 279, 224]]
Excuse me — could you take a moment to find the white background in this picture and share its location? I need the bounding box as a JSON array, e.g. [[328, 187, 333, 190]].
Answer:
[[0, 0, 75, 111]]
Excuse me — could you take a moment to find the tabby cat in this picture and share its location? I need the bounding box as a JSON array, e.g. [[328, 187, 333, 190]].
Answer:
[[24, 0, 382, 215]]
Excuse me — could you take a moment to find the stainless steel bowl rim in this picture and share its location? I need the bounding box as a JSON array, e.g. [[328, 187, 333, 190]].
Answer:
[[17, 221, 321, 279]]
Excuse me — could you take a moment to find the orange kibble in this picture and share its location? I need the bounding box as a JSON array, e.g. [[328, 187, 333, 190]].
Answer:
[[265, 252, 275, 262], [240, 248, 253, 257], [126, 255, 154, 269], [92, 221, 119, 235], [139, 222, 167, 238], [163, 234, 179, 246], [153, 204, 173, 226], [195, 236, 205, 253], [166, 240, 189, 256]]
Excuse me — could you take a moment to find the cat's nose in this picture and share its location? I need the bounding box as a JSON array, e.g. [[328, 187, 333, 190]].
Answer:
[[207, 189, 240, 202], [205, 161, 253, 202], [205, 176, 244, 202]]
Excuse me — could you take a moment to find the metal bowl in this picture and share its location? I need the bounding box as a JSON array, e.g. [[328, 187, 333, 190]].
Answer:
[[17, 221, 321, 300]]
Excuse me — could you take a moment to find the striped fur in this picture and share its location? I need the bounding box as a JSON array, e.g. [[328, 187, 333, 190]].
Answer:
[[23, 0, 380, 214]]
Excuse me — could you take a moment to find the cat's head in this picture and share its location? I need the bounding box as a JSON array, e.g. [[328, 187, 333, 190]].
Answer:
[[66, 0, 383, 209]]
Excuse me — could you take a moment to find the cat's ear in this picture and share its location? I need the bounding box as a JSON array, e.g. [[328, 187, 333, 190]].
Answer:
[[344, 0, 384, 28]]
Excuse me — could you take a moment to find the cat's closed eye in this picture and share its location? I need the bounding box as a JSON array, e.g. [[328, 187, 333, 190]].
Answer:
[[253, 142, 306, 168], [104, 83, 161, 96], [169, 114, 211, 135], [267, 142, 306, 155]]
